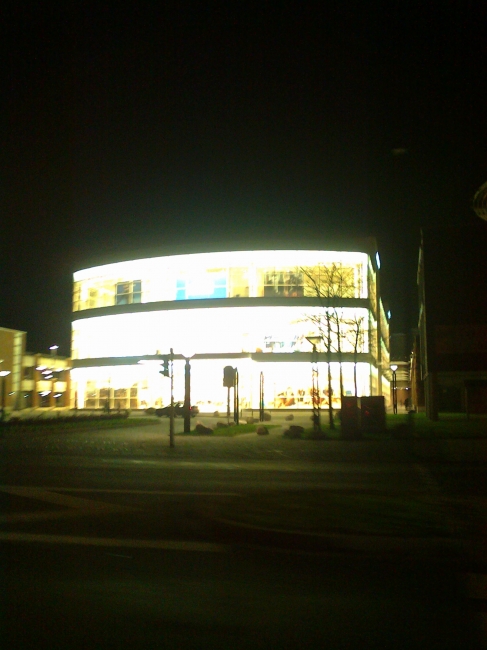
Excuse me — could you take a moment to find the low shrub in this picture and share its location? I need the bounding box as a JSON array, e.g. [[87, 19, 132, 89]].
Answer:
[[283, 425, 304, 439], [194, 422, 213, 435]]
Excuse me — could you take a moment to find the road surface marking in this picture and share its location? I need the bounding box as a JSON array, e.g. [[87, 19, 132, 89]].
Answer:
[[0, 485, 136, 524], [0, 531, 228, 553], [13, 488, 242, 497], [0, 485, 240, 523], [1, 485, 135, 510]]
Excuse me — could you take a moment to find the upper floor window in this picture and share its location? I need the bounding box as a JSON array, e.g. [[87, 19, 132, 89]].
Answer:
[[23, 366, 35, 380], [116, 280, 142, 305], [176, 270, 226, 300], [263, 269, 304, 297], [73, 282, 81, 311]]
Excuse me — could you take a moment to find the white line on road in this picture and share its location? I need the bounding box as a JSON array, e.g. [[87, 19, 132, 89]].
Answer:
[[0, 532, 229, 553], [1, 485, 134, 510], [1, 486, 242, 497], [18, 488, 243, 496]]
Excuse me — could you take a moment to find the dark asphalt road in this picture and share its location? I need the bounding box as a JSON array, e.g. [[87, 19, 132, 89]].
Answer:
[[1, 541, 479, 650], [0, 422, 485, 648]]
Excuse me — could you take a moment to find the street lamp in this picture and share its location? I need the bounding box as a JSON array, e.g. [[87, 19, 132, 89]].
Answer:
[[306, 335, 322, 433], [390, 364, 398, 414], [0, 370, 11, 422], [181, 351, 195, 434], [49, 345, 59, 408]]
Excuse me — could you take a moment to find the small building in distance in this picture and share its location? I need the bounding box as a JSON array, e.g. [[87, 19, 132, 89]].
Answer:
[[417, 219, 487, 419], [22, 351, 71, 409], [0, 326, 26, 412], [0, 327, 70, 413]]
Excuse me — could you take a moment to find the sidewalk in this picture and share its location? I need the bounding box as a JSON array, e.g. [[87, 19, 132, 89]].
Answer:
[[0, 418, 415, 463]]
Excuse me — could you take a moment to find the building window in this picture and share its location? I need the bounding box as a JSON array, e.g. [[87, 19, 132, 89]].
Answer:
[[23, 367, 34, 380], [88, 289, 97, 309], [176, 270, 227, 300], [39, 392, 50, 408], [116, 281, 142, 305], [263, 269, 304, 298], [73, 282, 81, 311]]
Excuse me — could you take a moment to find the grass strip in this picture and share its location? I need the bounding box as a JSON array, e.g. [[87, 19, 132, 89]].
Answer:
[[0, 417, 159, 435]]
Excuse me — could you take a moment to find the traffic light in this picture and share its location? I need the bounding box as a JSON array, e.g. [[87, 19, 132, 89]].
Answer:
[[160, 356, 170, 377], [223, 365, 236, 387]]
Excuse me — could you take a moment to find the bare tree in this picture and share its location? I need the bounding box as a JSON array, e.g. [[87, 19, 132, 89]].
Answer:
[[301, 262, 356, 429], [345, 313, 366, 396]]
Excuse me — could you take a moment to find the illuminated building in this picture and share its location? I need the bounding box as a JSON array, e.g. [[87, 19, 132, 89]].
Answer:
[[0, 328, 70, 411], [0, 327, 25, 412], [71, 242, 391, 412], [23, 351, 71, 409]]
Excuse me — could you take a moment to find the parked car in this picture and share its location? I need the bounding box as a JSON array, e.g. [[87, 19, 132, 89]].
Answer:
[[155, 402, 199, 417]]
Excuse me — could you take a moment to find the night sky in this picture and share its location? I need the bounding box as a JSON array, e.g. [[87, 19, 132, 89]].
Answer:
[[1, 2, 485, 356]]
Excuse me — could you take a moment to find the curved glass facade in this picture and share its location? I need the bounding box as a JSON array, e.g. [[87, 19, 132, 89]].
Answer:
[[71, 249, 390, 411]]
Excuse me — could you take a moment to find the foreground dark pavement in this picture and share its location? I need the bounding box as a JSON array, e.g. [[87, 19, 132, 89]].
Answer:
[[2, 542, 478, 650], [0, 416, 486, 648]]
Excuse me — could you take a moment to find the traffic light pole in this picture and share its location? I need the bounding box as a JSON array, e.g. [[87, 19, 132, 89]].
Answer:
[[310, 344, 321, 433], [169, 348, 175, 447], [234, 369, 239, 425], [223, 366, 237, 426], [184, 356, 191, 433], [259, 372, 264, 422]]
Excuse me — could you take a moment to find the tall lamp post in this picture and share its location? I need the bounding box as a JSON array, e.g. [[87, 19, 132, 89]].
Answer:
[[390, 364, 398, 414], [0, 370, 11, 422], [182, 352, 195, 434], [49, 345, 59, 408], [306, 335, 322, 433]]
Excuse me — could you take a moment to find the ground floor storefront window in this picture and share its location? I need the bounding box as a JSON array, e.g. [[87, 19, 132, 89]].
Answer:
[[71, 360, 375, 411]]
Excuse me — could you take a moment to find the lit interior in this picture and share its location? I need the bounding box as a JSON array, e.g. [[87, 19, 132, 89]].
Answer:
[[72, 306, 371, 359], [73, 250, 370, 311]]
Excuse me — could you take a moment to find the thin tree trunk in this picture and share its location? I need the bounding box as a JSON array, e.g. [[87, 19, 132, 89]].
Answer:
[[327, 361, 334, 428]]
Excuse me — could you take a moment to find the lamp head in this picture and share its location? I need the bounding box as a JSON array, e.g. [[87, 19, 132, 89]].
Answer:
[[305, 335, 322, 348]]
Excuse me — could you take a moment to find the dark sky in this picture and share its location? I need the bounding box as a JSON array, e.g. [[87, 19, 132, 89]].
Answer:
[[1, 2, 485, 356]]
